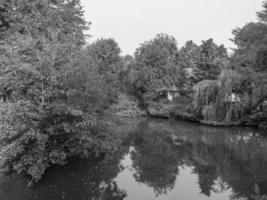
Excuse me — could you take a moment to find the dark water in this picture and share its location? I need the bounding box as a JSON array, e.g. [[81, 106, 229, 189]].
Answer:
[[1, 118, 267, 200]]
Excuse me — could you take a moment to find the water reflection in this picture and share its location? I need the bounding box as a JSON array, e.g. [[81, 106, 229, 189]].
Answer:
[[1, 118, 267, 200]]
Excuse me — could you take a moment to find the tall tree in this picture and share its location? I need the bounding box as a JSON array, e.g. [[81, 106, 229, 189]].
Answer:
[[86, 38, 122, 74], [231, 22, 267, 72], [85, 38, 123, 105], [178, 40, 200, 70], [258, 0, 267, 23], [231, 2, 267, 105], [133, 34, 185, 104], [0, 0, 89, 104], [135, 33, 179, 68], [196, 39, 227, 81], [0, 0, 117, 182]]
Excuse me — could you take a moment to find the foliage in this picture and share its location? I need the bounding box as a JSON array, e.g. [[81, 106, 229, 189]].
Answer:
[[193, 70, 251, 123], [0, 0, 120, 183], [258, 0, 267, 23], [179, 40, 201, 70], [86, 38, 122, 75], [84, 38, 123, 106], [132, 34, 185, 105], [110, 93, 145, 117], [231, 22, 267, 72], [178, 39, 229, 95], [190, 2, 267, 125], [0, 101, 118, 182], [196, 39, 228, 81], [135, 33, 179, 67], [65, 50, 118, 112], [193, 80, 219, 114], [230, 2, 267, 127]]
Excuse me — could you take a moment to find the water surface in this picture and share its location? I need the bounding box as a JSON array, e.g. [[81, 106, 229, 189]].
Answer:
[[1, 118, 267, 200]]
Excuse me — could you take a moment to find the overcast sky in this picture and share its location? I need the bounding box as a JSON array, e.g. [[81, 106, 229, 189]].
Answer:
[[81, 0, 263, 55]]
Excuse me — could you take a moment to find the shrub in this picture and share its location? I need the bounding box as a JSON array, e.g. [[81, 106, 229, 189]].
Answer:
[[0, 101, 118, 183]]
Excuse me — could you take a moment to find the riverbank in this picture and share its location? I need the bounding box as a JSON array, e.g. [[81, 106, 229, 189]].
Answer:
[[144, 101, 267, 130]]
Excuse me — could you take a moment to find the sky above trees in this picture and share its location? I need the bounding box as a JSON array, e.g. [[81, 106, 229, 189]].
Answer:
[[81, 0, 263, 55]]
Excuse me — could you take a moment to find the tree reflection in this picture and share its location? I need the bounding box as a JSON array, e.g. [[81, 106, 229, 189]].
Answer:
[[0, 146, 129, 200], [129, 122, 190, 196], [131, 133, 177, 195], [128, 119, 267, 199], [99, 181, 127, 200]]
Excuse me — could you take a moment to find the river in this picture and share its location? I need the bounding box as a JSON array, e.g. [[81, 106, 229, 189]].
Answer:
[[0, 117, 267, 200]]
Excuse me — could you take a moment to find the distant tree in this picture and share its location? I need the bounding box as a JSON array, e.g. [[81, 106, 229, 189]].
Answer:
[[231, 2, 267, 105], [231, 22, 267, 72], [86, 38, 122, 74], [135, 33, 179, 68], [133, 34, 185, 105], [121, 54, 135, 71], [85, 38, 123, 105], [196, 39, 228, 81], [178, 40, 201, 92], [258, 0, 267, 23], [119, 55, 136, 93], [178, 40, 200, 70]]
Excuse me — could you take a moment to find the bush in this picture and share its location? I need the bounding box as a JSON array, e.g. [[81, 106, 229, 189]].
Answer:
[[202, 105, 216, 121], [0, 101, 118, 183]]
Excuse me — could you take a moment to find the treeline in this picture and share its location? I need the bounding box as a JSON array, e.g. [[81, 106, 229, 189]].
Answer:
[[119, 2, 267, 126], [0, 0, 266, 182]]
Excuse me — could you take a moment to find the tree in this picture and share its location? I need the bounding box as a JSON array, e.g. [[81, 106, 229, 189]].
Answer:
[[231, 22, 267, 72], [196, 39, 228, 81], [135, 33, 179, 68], [0, 0, 117, 183], [133, 34, 185, 105], [0, 0, 89, 104], [192, 69, 252, 124], [258, 0, 267, 23], [231, 1, 267, 109], [178, 40, 200, 70], [85, 38, 123, 105], [86, 38, 122, 74]]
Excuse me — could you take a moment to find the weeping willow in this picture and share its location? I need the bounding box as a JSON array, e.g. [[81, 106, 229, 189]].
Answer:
[[193, 70, 250, 124], [193, 80, 219, 114]]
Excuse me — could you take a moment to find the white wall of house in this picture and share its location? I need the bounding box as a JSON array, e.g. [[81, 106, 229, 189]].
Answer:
[[167, 92, 173, 101], [225, 93, 240, 102]]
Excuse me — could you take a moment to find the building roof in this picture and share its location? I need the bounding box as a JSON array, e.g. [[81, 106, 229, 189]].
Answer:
[[157, 85, 179, 92]]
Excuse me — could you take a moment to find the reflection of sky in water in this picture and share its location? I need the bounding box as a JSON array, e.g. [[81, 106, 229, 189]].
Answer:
[[115, 146, 233, 200]]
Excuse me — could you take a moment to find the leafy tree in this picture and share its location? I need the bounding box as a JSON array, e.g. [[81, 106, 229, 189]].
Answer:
[[178, 40, 201, 93], [231, 22, 267, 72], [196, 39, 228, 81], [135, 33, 179, 68], [231, 2, 267, 111], [85, 38, 123, 105], [65, 50, 115, 112], [258, 0, 267, 23], [192, 69, 252, 123], [178, 40, 200, 70], [86, 38, 122, 74], [0, 0, 118, 183], [133, 34, 185, 105]]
